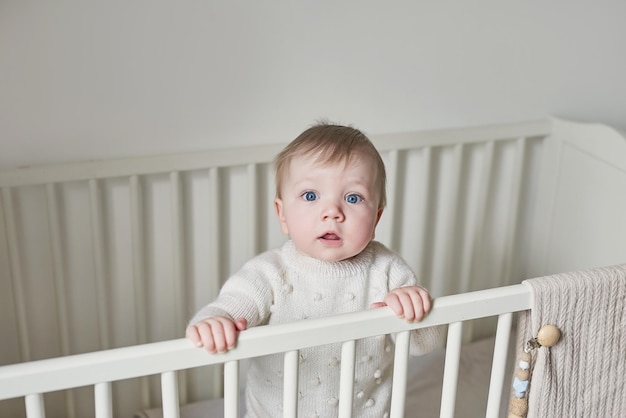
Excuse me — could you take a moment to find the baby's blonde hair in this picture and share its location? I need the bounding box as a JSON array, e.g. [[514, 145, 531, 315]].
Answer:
[[274, 122, 387, 208]]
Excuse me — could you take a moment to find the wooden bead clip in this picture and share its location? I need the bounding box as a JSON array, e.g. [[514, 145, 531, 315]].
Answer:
[[536, 324, 561, 347], [508, 324, 561, 418]]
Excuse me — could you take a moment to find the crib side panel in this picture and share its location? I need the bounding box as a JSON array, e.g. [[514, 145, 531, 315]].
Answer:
[[528, 119, 626, 277], [0, 120, 554, 416]]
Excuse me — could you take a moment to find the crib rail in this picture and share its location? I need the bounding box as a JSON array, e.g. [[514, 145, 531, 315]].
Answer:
[[0, 120, 551, 187], [0, 284, 531, 418]]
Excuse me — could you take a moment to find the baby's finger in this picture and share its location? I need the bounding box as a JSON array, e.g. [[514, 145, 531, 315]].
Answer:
[[417, 288, 432, 315], [219, 319, 240, 351], [234, 317, 248, 332], [383, 293, 404, 317], [407, 287, 432, 322], [397, 291, 417, 322], [370, 301, 387, 309], [186, 325, 203, 347], [192, 321, 218, 353], [209, 319, 234, 353], [406, 291, 424, 322]]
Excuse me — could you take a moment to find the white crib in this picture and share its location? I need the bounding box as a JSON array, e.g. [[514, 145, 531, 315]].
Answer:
[[0, 117, 625, 417]]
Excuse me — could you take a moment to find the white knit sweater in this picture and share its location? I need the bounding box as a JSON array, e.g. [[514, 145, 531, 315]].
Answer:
[[190, 240, 443, 418]]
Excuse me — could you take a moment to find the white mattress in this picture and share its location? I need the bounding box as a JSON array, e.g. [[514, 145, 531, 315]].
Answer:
[[134, 335, 514, 418]]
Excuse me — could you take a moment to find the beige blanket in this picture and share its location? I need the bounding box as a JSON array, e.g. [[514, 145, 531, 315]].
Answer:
[[518, 264, 626, 417]]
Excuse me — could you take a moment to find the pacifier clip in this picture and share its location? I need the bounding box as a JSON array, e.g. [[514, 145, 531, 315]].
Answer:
[[508, 324, 561, 418]]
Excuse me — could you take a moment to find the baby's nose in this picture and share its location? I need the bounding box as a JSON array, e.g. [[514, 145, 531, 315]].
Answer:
[[322, 202, 345, 221]]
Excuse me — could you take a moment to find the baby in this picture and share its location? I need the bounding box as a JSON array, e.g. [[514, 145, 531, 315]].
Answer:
[[187, 123, 443, 417]]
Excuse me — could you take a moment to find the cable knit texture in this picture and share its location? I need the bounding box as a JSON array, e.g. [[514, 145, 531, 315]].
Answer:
[[190, 240, 444, 418], [517, 264, 626, 417]]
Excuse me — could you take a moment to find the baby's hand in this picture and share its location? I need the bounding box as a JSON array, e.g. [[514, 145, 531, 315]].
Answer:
[[371, 286, 432, 322], [186, 317, 248, 354]]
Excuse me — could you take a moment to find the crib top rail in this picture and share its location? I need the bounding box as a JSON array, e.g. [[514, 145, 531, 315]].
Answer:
[[0, 120, 551, 187], [0, 283, 531, 401]]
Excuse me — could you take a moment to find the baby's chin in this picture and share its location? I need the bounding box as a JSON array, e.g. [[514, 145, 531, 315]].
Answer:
[[304, 247, 365, 263]]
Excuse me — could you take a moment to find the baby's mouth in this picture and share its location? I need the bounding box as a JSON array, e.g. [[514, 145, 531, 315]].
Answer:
[[320, 232, 341, 241]]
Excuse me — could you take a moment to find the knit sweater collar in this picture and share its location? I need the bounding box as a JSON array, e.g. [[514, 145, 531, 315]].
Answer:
[[281, 239, 375, 278]]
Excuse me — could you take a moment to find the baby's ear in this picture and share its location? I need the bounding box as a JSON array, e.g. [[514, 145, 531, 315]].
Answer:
[[371, 207, 384, 240], [274, 198, 289, 235], [376, 206, 384, 224]]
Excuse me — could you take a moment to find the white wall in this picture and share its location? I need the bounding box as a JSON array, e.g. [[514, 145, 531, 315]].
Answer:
[[1, 0, 625, 169]]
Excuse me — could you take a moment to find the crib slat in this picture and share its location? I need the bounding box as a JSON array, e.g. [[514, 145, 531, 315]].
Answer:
[[440, 321, 463, 418], [389, 330, 410, 418], [415, 147, 432, 286], [45, 184, 76, 418], [457, 141, 495, 341], [25, 393, 45, 418], [169, 172, 189, 405], [458, 140, 494, 295], [161, 371, 180, 418], [223, 360, 239, 418], [527, 132, 563, 277], [94, 382, 112, 418], [338, 340, 356, 417], [130, 175, 148, 345], [207, 167, 223, 399], [129, 175, 151, 408], [169, 172, 187, 339], [89, 179, 111, 349], [247, 163, 259, 256], [500, 138, 527, 286], [432, 144, 464, 297], [485, 312, 513, 417], [439, 144, 465, 294], [283, 350, 299, 416], [208, 167, 222, 296], [1, 187, 31, 362], [45, 184, 71, 356], [381, 149, 399, 249]]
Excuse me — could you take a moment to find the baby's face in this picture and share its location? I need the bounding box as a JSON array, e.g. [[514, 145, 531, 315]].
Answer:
[[274, 153, 383, 262]]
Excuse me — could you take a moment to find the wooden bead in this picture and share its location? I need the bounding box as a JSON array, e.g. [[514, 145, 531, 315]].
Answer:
[[510, 397, 528, 415], [508, 414, 524, 418], [520, 351, 531, 362], [537, 324, 561, 347], [515, 368, 530, 380]]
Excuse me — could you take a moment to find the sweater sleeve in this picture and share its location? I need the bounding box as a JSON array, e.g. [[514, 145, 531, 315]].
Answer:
[[188, 252, 279, 328]]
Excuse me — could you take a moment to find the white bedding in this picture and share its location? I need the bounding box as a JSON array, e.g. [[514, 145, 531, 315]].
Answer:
[[134, 335, 514, 418]]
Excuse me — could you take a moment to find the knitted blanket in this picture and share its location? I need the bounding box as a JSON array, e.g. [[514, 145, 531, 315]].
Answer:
[[515, 264, 626, 417]]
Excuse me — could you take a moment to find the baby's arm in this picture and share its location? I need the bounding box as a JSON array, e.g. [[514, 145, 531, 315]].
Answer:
[[186, 251, 280, 353], [371, 285, 432, 322], [186, 317, 248, 353]]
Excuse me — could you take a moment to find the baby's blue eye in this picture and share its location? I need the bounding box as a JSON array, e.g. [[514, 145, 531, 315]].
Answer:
[[345, 194, 362, 204], [303, 191, 318, 201]]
